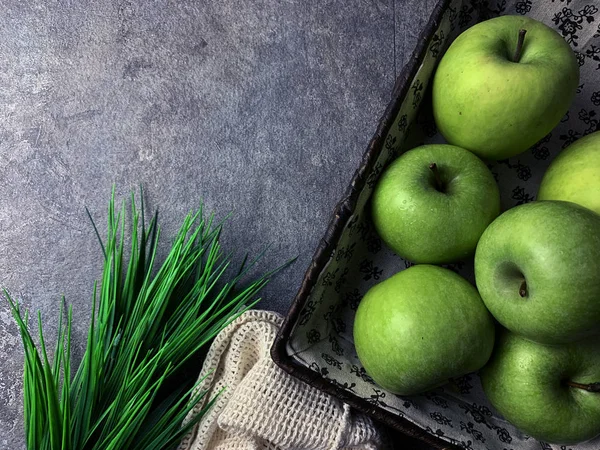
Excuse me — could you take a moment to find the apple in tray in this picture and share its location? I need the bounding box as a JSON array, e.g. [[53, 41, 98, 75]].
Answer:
[[482, 331, 600, 444], [474, 200, 600, 344], [353, 265, 495, 396], [371, 144, 500, 264], [538, 130, 600, 215], [432, 15, 579, 160]]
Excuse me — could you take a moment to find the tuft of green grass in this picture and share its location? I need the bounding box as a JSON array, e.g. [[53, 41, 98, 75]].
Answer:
[[7, 188, 281, 450]]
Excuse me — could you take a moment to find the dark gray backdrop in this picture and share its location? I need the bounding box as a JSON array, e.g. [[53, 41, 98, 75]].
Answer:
[[0, 1, 435, 447]]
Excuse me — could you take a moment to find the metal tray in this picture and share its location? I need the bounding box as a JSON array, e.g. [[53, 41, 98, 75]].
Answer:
[[271, 1, 600, 449]]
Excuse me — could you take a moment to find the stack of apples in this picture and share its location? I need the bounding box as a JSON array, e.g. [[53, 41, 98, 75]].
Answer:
[[353, 15, 600, 445]]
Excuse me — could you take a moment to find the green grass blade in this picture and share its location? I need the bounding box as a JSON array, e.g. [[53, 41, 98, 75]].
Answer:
[[8, 190, 289, 450]]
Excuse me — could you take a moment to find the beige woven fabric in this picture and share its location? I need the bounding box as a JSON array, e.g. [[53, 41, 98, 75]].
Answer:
[[178, 310, 382, 450]]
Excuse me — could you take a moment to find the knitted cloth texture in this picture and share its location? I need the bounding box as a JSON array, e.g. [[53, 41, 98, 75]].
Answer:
[[178, 310, 382, 450]]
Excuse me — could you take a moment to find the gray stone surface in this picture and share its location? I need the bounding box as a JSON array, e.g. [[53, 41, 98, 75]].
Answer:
[[0, 0, 435, 448]]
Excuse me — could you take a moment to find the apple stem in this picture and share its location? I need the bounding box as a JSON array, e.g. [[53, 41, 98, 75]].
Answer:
[[512, 29, 527, 63], [565, 381, 600, 393], [518, 280, 527, 298], [429, 163, 444, 192]]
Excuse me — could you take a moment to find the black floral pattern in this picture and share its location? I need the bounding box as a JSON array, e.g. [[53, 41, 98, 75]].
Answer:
[[531, 134, 552, 160], [592, 90, 600, 106], [498, 159, 532, 181], [367, 389, 403, 414], [306, 329, 321, 345], [448, 6, 458, 30], [579, 108, 599, 134], [334, 267, 350, 294], [552, 5, 598, 47], [512, 186, 535, 205], [359, 259, 383, 281], [400, 397, 416, 409], [458, 440, 474, 450], [492, 0, 507, 14], [298, 300, 317, 326], [323, 304, 339, 322], [366, 162, 384, 189], [384, 133, 397, 152], [532, 145, 550, 160], [321, 268, 339, 287], [308, 362, 328, 378], [460, 422, 486, 443], [355, 220, 369, 240], [350, 365, 374, 384], [456, 402, 514, 443], [459, 4, 473, 28], [429, 30, 446, 57], [453, 374, 474, 394], [560, 128, 581, 148], [516, 164, 532, 181], [321, 353, 342, 370], [425, 426, 446, 438], [430, 412, 453, 427], [352, 216, 381, 256], [328, 335, 344, 356], [425, 392, 449, 409], [343, 288, 362, 311], [329, 378, 356, 392], [411, 79, 424, 109], [457, 0, 505, 27], [459, 403, 493, 427], [332, 317, 346, 334], [367, 389, 386, 406], [585, 44, 600, 67], [495, 427, 513, 444], [335, 243, 356, 262], [515, 0, 531, 14], [397, 114, 408, 132], [383, 134, 402, 167]]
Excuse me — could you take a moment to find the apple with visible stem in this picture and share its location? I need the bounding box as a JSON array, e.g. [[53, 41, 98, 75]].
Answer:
[[481, 331, 600, 444], [353, 265, 495, 395], [538, 131, 600, 214], [371, 144, 500, 264], [474, 200, 600, 344], [432, 15, 579, 160]]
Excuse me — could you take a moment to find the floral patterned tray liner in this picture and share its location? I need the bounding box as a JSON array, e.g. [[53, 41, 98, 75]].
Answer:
[[284, 1, 600, 449]]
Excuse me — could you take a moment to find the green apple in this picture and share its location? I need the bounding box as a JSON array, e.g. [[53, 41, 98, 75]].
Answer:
[[432, 15, 579, 160], [538, 131, 600, 214], [474, 200, 600, 344], [353, 265, 495, 395], [481, 331, 600, 444], [371, 144, 500, 264]]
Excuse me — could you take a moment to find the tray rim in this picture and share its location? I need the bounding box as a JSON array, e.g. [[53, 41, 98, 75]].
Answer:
[[270, 0, 461, 448]]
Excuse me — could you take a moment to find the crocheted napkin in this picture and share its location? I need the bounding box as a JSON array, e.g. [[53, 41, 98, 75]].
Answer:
[[177, 310, 382, 450]]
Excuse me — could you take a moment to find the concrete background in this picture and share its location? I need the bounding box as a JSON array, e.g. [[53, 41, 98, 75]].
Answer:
[[0, 1, 436, 447]]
